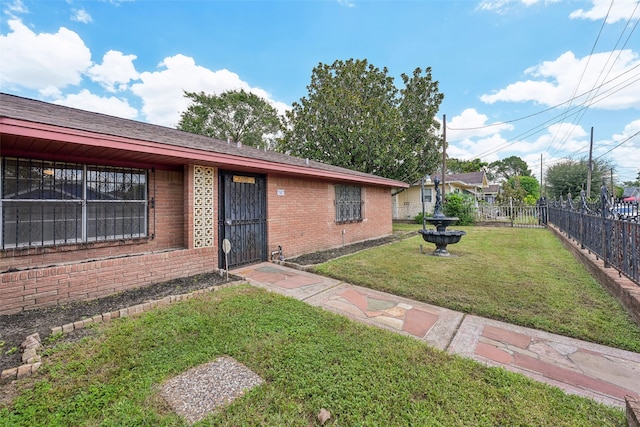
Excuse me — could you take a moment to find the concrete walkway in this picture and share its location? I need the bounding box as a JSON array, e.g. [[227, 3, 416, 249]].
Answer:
[[233, 262, 640, 409]]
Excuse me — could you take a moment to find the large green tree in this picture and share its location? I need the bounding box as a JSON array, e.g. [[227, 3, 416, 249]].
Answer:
[[545, 158, 614, 199], [488, 156, 531, 182], [278, 59, 443, 182], [177, 90, 282, 149], [499, 175, 540, 205], [446, 158, 488, 174]]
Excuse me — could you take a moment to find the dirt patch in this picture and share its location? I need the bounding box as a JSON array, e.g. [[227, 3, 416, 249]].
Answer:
[[0, 273, 239, 374], [285, 233, 412, 266]]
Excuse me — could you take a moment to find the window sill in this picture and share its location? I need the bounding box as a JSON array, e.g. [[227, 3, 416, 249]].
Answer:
[[335, 219, 364, 225], [1, 237, 150, 259]]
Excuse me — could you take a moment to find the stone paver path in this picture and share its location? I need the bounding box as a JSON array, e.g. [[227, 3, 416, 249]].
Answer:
[[234, 262, 640, 408], [449, 315, 640, 407]]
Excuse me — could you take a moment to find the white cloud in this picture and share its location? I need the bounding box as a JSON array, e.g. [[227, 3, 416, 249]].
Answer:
[[445, 109, 513, 163], [570, 0, 639, 24], [53, 89, 139, 120], [0, 19, 91, 93], [337, 0, 356, 7], [477, 0, 560, 13], [480, 50, 640, 110], [71, 8, 92, 24], [447, 133, 505, 164], [445, 107, 596, 177], [603, 119, 640, 173], [87, 50, 139, 92], [446, 108, 514, 142], [2, 0, 28, 18], [533, 122, 589, 154], [130, 54, 288, 127]]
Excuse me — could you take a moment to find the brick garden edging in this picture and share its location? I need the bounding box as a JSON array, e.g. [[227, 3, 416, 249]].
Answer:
[[0, 280, 243, 384]]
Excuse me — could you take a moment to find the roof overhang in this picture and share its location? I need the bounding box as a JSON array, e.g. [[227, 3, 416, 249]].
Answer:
[[1, 117, 408, 189]]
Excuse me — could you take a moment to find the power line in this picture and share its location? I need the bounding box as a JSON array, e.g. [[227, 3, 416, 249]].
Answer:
[[548, 0, 640, 158], [448, 1, 640, 165], [595, 130, 640, 158], [470, 70, 640, 159], [446, 63, 640, 132]]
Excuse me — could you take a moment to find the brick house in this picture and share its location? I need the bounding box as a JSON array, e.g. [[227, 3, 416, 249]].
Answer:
[[0, 93, 408, 315]]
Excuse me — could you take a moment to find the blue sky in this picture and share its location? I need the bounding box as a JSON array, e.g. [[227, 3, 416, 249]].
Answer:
[[1, 0, 639, 183]]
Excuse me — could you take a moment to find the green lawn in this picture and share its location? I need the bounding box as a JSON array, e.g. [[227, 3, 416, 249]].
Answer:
[[0, 287, 626, 426], [316, 226, 640, 353]]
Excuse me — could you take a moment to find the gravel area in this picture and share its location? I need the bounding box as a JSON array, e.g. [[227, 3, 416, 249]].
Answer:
[[159, 357, 264, 424]]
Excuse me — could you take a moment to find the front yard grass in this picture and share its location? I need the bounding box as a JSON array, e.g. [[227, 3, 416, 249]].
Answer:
[[0, 286, 626, 426], [316, 226, 640, 353]]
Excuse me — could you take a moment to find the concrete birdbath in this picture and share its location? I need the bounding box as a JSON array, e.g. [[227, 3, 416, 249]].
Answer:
[[419, 176, 466, 256]]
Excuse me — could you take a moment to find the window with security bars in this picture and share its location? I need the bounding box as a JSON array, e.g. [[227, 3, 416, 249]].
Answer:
[[335, 185, 363, 223], [1, 157, 147, 249]]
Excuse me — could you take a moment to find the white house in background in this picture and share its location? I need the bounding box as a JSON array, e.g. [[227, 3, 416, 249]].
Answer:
[[483, 184, 502, 205], [392, 171, 490, 220]]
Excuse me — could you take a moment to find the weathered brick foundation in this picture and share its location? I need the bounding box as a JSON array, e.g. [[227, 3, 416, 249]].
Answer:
[[0, 247, 216, 315]]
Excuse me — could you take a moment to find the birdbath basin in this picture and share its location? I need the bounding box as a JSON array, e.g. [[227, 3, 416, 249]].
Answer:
[[419, 226, 466, 257]]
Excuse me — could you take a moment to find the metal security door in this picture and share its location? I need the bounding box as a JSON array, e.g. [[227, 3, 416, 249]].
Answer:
[[218, 172, 267, 269]]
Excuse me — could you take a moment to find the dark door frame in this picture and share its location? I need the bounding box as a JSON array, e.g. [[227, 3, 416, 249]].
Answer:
[[218, 170, 267, 269]]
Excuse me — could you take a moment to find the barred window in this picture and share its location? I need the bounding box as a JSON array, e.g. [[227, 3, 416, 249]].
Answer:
[[335, 185, 363, 223], [1, 158, 147, 249]]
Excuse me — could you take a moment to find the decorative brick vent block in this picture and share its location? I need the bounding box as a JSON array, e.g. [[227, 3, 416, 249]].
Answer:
[[193, 165, 215, 248]]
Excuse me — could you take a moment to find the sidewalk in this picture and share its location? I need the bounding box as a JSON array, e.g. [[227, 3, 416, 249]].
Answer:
[[233, 262, 640, 409]]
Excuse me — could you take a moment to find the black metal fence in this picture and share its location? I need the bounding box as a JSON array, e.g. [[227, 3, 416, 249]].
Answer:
[[543, 185, 639, 286]]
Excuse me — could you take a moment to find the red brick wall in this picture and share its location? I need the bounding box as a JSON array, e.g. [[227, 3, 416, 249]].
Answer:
[[0, 247, 215, 315], [267, 175, 393, 259], [1, 166, 394, 315]]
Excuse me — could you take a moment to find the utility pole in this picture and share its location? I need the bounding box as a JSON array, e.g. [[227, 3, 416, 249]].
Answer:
[[442, 114, 446, 193], [610, 168, 614, 203], [540, 154, 543, 197], [586, 127, 594, 197]]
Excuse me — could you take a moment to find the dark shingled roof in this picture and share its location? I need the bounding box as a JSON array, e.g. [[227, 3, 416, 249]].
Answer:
[[0, 93, 407, 188], [445, 172, 486, 186]]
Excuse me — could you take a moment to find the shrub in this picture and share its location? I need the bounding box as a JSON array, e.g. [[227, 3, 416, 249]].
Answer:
[[414, 211, 432, 225], [443, 193, 476, 225]]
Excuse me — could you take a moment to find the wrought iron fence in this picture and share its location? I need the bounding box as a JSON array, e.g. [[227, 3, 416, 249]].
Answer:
[[544, 184, 639, 286]]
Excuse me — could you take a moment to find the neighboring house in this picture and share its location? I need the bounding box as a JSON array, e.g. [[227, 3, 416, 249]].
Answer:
[[483, 184, 502, 205], [0, 93, 408, 315], [392, 171, 489, 220], [622, 187, 640, 202]]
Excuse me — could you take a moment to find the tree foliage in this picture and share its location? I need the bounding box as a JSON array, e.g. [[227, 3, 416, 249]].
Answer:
[[622, 170, 640, 187], [278, 59, 443, 182], [447, 158, 488, 174], [545, 158, 614, 199], [177, 90, 282, 149], [499, 176, 540, 206], [488, 156, 531, 182]]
